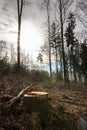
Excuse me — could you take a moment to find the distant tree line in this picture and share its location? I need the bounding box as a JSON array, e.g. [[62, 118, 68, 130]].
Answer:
[[0, 41, 49, 82], [0, 41, 29, 75]]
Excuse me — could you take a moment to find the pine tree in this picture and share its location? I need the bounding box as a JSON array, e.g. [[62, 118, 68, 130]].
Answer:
[[80, 39, 87, 82], [65, 13, 78, 81], [50, 22, 62, 77], [37, 53, 43, 70]]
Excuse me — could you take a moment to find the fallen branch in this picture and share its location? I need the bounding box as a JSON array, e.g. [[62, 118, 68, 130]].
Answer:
[[58, 99, 86, 107], [6, 83, 34, 107]]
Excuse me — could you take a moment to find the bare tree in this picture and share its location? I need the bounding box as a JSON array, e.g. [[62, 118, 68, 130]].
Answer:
[[37, 53, 43, 70], [76, 0, 87, 29], [10, 44, 16, 64], [0, 40, 8, 61], [55, 0, 73, 81], [50, 22, 59, 75], [44, 0, 52, 77], [17, 0, 24, 72]]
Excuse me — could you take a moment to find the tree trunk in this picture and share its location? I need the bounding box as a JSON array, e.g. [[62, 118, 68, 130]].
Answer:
[[17, 0, 23, 72], [59, 47, 63, 78], [17, 19, 21, 72], [55, 47, 58, 75], [59, 0, 67, 81], [46, 0, 52, 77], [73, 61, 77, 82]]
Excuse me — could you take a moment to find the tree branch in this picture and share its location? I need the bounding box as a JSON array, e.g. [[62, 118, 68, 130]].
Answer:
[[6, 83, 34, 107]]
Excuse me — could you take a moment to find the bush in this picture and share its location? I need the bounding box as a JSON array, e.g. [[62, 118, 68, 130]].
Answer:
[[11, 63, 30, 74], [30, 70, 49, 82], [0, 59, 11, 76]]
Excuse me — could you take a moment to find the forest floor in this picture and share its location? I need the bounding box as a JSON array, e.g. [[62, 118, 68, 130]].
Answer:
[[38, 81, 87, 120], [0, 75, 87, 130], [44, 86, 87, 117]]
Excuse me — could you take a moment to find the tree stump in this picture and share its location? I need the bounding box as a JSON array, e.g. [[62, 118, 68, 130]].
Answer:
[[23, 91, 49, 125]]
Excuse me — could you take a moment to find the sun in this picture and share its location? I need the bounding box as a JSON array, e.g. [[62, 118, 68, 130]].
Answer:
[[4, 21, 44, 60], [20, 21, 44, 53]]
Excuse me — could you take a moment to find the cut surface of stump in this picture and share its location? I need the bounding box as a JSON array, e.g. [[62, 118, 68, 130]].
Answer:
[[23, 91, 49, 124], [24, 91, 48, 98]]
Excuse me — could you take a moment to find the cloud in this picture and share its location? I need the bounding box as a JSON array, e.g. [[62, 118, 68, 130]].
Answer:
[[0, 0, 46, 46], [0, 0, 17, 38], [0, 21, 10, 27], [9, 31, 17, 34], [0, 27, 4, 31]]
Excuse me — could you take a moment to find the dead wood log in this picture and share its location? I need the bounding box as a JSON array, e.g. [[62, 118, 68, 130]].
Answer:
[[58, 99, 86, 107], [6, 83, 34, 107]]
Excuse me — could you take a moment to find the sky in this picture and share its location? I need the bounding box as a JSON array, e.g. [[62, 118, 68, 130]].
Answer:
[[0, 0, 87, 67], [0, 0, 47, 61]]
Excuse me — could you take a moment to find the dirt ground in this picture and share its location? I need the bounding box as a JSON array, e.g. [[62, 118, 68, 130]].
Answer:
[[1, 76, 87, 118], [44, 86, 87, 119], [0, 76, 87, 130]]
